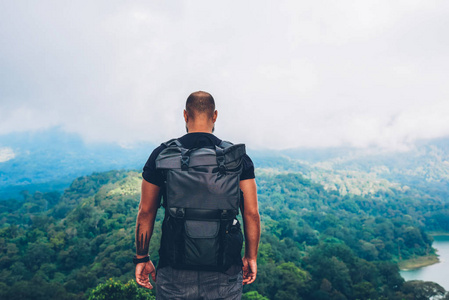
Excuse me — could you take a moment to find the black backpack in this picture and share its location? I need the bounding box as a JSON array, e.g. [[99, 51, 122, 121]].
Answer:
[[156, 139, 246, 271]]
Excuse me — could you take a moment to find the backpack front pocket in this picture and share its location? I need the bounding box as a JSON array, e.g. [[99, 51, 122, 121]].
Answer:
[[184, 220, 220, 267]]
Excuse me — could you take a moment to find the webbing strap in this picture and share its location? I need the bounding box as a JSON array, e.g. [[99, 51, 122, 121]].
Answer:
[[180, 148, 190, 171], [215, 147, 226, 175], [169, 208, 237, 220]]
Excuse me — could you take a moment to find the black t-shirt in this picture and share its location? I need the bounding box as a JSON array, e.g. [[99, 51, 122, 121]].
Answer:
[[142, 132, 255, 185]]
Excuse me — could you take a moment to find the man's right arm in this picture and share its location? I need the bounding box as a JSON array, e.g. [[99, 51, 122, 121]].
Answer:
[[135, 179, 160, 289], [240, 178, 260, 285]]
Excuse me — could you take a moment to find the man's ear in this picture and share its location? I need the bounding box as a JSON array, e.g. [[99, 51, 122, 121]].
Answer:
[[212, 110, 218, 123], [184, 110, 188, 122]]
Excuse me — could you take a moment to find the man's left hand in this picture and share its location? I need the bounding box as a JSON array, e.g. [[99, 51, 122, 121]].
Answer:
[[242, 256, 257, 285]]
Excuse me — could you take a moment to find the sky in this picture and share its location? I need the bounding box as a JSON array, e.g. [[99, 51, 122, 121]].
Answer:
[[1, 0, 448, 150]]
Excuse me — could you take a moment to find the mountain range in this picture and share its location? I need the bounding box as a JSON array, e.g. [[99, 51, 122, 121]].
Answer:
[[2, 128, 449, 202]]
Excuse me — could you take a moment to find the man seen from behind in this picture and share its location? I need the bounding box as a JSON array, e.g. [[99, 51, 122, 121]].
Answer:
[[133, 91, 261, 300]]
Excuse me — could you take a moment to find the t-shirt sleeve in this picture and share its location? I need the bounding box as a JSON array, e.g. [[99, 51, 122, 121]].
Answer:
[[240, 154, 255, 180], [142, 145, 166, 187]]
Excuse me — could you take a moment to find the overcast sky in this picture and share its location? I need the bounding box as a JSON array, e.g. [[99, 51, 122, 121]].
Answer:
[[1, 1, 448, 150]]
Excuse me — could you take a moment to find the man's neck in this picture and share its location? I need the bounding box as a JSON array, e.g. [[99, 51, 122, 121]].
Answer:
[[188, 130, 213, 134], [187, 125, 213, 134]]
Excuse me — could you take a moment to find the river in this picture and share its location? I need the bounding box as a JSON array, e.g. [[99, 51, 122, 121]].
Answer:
[[400, 235, 449, 291]]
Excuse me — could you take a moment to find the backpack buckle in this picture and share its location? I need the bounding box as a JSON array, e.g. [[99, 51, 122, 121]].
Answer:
[[216, 154, 226, 175], [218, 165, 226, 175], [175, 208, 185, 218], [221, 210, 229, 219], [181, 155, 190, 171]]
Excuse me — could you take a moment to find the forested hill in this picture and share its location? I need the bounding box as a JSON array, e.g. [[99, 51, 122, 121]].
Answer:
[[255, 137, 449, 201], [2, 170, 449, 299], [3, 128, 449, 204]]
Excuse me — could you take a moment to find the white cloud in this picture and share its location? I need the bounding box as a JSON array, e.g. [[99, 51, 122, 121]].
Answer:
[[1, 0, 448, 150], [0, 147, 15, 163]]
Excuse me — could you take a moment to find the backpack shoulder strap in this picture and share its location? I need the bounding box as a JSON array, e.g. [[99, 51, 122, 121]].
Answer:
[[162, 138, 183, 148], [218, 140, 234, 149], [158, 139, 183, 209]]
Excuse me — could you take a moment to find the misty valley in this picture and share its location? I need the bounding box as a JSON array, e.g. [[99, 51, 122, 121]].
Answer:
[[2, 131, 449, 299]]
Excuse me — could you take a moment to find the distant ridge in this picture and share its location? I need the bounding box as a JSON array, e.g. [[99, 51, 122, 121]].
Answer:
[[0, 128, 155, 199], [3, 128, 449, 201]]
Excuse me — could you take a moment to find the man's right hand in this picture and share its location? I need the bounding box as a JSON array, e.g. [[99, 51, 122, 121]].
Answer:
[[242, 256, 257, 285], [135, 260, 156, 289]]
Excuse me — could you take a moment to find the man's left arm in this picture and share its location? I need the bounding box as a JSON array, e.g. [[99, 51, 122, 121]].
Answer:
[[135, 179, 160, 289], [240, 178, 260, 285]]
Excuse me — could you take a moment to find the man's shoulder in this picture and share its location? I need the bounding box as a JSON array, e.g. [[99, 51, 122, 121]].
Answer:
[[150, 143, 168, 157]]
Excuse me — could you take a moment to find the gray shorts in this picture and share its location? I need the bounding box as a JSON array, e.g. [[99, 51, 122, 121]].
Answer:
[[155, 266, 243, 300]]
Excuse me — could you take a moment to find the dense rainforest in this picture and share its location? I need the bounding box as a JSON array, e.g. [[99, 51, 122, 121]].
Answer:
[[1, 169, 449, 299]]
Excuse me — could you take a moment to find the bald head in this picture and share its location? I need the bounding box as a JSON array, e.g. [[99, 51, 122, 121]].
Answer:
[[185, 91, 216, 120]]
